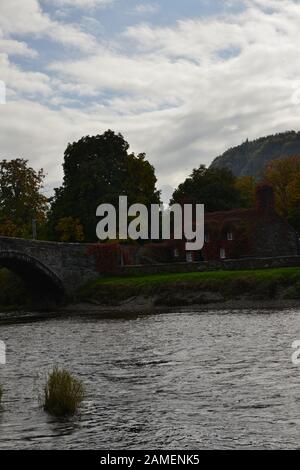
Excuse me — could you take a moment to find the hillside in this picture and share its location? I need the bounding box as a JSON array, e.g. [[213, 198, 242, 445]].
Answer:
[[210, 130, 300, 177]]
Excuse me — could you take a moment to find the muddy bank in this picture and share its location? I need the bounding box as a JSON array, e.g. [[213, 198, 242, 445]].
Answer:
[[1, 297, 300, 326], [65, 297, 300, 314], [76, 273, 300, 312]]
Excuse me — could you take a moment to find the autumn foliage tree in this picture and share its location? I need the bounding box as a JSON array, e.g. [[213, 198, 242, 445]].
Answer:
[[55, 217, 84, 242], [235, 175, 256, 208], [264, 156, 300, 230], [0, 158, 48, 238]]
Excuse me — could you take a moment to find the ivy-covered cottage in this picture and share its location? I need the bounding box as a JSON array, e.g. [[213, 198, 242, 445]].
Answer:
[[89, 184, 299, 272], [179, 184, 299, 262]]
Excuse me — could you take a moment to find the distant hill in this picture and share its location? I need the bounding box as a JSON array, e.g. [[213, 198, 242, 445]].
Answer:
[[210, 131, 300, 177]]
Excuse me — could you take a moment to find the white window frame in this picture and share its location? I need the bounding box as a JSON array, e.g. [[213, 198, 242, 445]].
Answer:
[[227, 231, 233, 241], [220, 248, 226, 259], [174, 248, 179, 258], [186, 252, 193, 263]]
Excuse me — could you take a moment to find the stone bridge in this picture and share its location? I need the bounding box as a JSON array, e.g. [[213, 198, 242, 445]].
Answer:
[[0, 236, 99, 298]]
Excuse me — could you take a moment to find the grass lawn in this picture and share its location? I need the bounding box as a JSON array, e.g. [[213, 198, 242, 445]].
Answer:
[[89, 266, 300, 287]]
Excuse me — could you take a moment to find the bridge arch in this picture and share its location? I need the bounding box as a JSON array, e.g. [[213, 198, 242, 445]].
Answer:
[[0, 250, 65, 299]]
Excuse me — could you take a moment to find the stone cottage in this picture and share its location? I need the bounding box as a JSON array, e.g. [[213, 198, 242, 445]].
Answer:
[[118, 184, 298, 266], [182, 183, 299, 262]]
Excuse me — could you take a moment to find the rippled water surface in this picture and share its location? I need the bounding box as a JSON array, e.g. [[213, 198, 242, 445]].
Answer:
[[0, 309, 299, 449]]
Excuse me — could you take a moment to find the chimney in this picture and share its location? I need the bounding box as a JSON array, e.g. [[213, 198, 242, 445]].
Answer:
[[255, 183, 275, 214]]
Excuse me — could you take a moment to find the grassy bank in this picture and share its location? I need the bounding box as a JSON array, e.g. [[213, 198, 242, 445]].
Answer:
[[78, 267, 300, 308]]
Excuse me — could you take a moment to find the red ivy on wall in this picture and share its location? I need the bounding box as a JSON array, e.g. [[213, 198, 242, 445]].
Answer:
[[86, 243, 121, 274]]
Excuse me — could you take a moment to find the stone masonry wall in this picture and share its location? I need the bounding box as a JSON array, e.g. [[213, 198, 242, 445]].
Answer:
[[0, 236, 99, 294]]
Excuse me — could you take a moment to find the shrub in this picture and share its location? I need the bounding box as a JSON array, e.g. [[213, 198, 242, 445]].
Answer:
[[42, 367, 85, 417], [86, 243, 121, 274]]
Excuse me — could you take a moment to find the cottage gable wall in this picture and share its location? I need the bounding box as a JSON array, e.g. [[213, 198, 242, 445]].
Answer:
[[202, 184, 299, 261]]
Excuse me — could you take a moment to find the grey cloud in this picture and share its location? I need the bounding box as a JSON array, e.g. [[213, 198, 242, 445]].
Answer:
[[1, 0, 300, 196]]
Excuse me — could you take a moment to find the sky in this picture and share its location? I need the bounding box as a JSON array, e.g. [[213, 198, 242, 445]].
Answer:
[[1, 0, 300, 203]]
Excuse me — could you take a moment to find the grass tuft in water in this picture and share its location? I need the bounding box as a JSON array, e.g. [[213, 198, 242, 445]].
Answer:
[[42, 367, 85, 417]]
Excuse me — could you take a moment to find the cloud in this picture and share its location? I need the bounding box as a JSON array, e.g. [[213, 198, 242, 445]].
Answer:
[[133, 3, 160, 15], [0, 37, 37, 58], [2, 0, 300, 197], [42, 0, 114, 7], [0, 54, 52, 97], [0, 0, 97, 52], [49, 50, 198, 110]]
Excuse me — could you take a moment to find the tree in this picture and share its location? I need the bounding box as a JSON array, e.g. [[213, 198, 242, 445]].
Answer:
[[171, 165, 241, 211], [0, 158, 48, 238], [48, 130, 160, 241], [124, 152, 160, 206], [264, 155, 300, 230], [235, 175, 256, 208], [0, 220, 19, 237], [55, 217, 84, 242]]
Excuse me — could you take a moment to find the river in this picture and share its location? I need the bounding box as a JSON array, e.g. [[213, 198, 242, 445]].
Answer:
[[0, 309, 299, 449]]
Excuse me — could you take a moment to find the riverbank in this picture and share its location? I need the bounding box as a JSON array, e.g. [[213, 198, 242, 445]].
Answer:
[[2, 267, 300, 319], [2, 298, 300, 326], [77, 267, 300, 308]]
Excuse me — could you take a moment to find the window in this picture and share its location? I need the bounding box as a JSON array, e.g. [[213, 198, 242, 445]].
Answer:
[[174, 248, 179, 258], [227, 231, 233, 241], [220, 248, 226, 259], [186, 252, 193, 262], [204, 233, 209, 243]]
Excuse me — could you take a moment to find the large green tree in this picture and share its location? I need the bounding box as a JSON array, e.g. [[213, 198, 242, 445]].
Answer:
[[171, 165, 242, 211], [0, 158, 47, 238], [49, 130, 160, 241]]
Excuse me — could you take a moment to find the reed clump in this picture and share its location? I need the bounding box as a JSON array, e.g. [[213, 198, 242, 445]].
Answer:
[[42, 367, 85, 417]]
